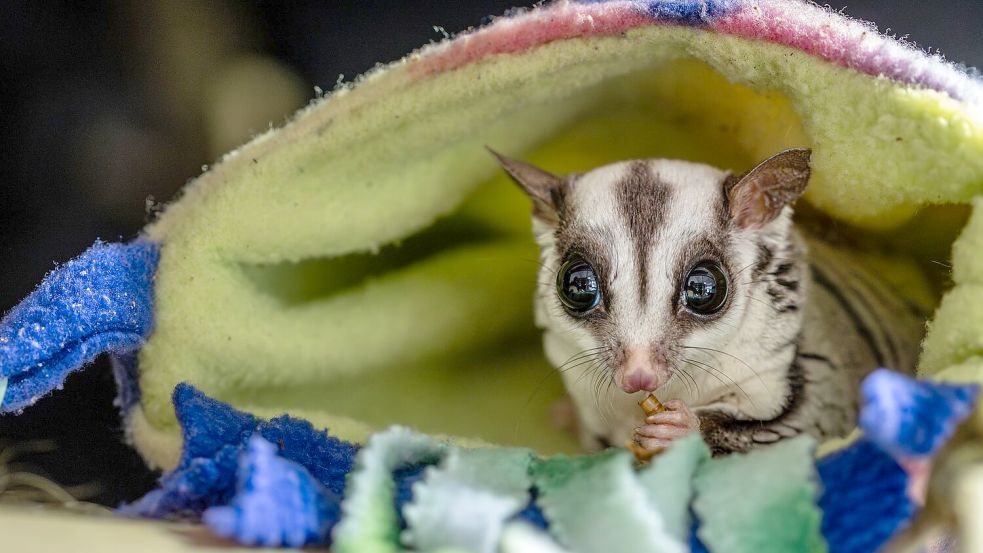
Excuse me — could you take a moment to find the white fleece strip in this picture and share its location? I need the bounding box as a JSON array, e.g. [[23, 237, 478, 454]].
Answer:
[[332, 426, 448, 553], [0, 378, 8, 411], [401, 448, 533, 553], [500, 522, 571, 553]]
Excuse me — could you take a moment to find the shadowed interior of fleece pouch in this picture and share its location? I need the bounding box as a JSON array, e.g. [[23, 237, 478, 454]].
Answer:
[[4, 1, 983, 475]]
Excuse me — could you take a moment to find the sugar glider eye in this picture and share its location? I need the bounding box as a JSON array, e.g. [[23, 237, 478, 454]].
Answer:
[[682, 261, 728, 315], [557, 256, 601, 313]]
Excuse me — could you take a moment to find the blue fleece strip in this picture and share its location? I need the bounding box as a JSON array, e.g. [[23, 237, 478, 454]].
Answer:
[[121, 383, 359, 522], [204, 436, 342, 548], [0, 240, 158, 413], [815, 439, 915, 553], [860, 368, 979, 458], [577, 0, 734, 25]]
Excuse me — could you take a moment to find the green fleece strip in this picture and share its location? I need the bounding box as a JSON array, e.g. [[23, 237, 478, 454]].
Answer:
[[332, 427, 447, 553], [922, 197, 983, 375], [636, 434, 711, 540], [402, 448, 534, 553], [532, 450, 688, 553], [692, 436, 826, 553]]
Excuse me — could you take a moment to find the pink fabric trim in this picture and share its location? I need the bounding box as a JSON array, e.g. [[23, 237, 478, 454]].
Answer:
[[410, 1, 981, 103]]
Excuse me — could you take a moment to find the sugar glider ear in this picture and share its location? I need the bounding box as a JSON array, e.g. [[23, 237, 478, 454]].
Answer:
[[726, 148, 812, 229], [487, 147, 564, 224]]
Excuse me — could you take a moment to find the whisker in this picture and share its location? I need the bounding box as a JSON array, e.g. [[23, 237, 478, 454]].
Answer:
[[729, 260, 759, 281], [557, 355, 606, 376], [511, 347, 607, 445], [588, 363, 609, 426], [554, 345, 605, 365], [681, 345, 772, 395], [667, 368, 690, 398], [573, 360, 604, 386], [603, 377, 617, 425], [675, 366, 699, 398], [741, 291, 784, 313], [512, 346, 604, 440], [680, 357, 759, 409], [554, 347, 606, 369], [679, 357, 730, 391]]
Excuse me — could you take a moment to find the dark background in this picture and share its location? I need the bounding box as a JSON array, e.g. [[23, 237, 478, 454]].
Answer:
[[1, 1, 981, 507]]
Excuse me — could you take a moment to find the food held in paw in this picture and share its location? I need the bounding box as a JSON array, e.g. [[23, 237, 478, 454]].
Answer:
[[627, 394, 666, 463]]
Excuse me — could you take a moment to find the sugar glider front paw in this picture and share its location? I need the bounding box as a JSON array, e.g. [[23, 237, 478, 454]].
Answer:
[[633, 399, 700, 451]]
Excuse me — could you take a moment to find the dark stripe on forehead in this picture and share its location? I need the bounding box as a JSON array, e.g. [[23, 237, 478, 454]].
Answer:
[[616, 161, 670, 303]]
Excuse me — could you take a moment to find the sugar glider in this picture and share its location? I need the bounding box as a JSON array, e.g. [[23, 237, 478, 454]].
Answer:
[[491, 148, 925, 455]]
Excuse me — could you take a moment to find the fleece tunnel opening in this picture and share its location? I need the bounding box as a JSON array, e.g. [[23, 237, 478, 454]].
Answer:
[[231, 59, 962, 454], [137, 26, 983, 469]]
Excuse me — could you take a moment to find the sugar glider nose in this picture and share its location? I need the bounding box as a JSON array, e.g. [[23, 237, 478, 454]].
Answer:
[[622, 370, 658, 393], [616, 348, 667, 393]]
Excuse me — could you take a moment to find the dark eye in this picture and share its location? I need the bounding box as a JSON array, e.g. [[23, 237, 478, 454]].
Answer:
[[557, 256, 601, 313], [682, 261, 728, 314]]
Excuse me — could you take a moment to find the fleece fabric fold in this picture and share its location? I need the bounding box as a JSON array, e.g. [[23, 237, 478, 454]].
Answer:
[[113, 0, 983, 469]]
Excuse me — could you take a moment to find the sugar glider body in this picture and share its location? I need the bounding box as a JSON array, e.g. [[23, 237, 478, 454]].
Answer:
[[493, 149, 925, 455]]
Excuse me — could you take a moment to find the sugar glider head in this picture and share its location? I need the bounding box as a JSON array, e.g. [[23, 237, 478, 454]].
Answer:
[[491, 148, 811, 396]]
